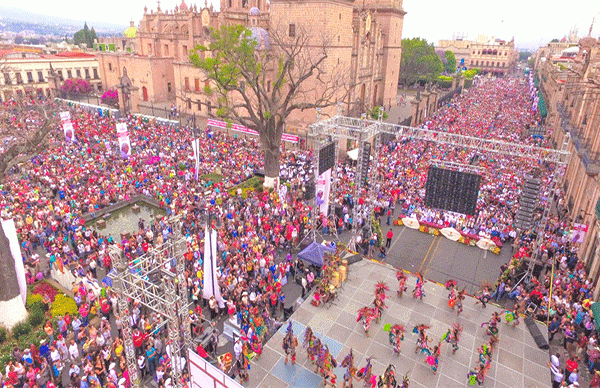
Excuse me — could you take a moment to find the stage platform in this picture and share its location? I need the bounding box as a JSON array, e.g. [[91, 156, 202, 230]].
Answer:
[[246, 259, 551, 388]]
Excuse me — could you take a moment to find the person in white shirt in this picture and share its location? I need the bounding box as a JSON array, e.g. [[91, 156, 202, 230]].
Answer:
[[69, 340, 80, 361]]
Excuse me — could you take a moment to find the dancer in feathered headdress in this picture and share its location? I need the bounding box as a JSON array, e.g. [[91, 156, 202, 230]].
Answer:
[[357, 306, 375, 336], [442, 322, 463, 354], [283, 321, 298, 365], [412, 272, 426, 300], [481, 311, 500, 338], [396, 271, 407, 297], [355, 357, 373, 388], [340, 348, 356, 388], [389, 324, 406, 355], [413, 324, 431, 354]]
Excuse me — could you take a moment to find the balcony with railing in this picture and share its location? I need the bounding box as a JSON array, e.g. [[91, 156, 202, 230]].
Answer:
[[557, 102, 600, 175]]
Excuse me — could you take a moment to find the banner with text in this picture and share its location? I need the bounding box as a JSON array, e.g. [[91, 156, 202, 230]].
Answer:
[[116, 122, 131, 157], [316, 168, 331, 216], [207, 119, 299, 143]]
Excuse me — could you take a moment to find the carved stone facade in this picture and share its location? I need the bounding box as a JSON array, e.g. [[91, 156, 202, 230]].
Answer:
[[538, 32, 600, 296], [98, 0, 405, 129]]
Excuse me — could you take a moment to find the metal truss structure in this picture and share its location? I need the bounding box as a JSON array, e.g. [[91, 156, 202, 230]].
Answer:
[[429, 160, 486, 175], [109, 214, 193, 388], [308, 113, 571, 254], [308, 115, 570, 165]]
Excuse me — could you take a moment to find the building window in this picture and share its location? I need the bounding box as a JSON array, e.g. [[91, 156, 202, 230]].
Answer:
[[288, 23, 296, 38], [502, 62, 505, 67], [164, 44, 169, 56], [76, 69, 81, 78], [183, 45, 188, 56], [27, 72, 34, 83], [470, 60, 473, 65], [3, 72, 11, 85], [194, 78, 200, 91], [148, 44, 152, 55], [168, 82, 172, 93], [93, 68, 99, 79], [58, 70, 64, 81], [37, 71, 44, 82], [97, 84, 103, 92], [108, 63, 112, 71], [197, 101, 202, 111], [84, 68, 90, 79], [187, 99, 191, 109], [16, 73, 23, 84], [185, 77, 190, 91]]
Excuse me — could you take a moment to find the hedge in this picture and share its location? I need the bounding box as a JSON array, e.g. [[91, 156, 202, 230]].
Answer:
[[12, 322, 32, 340], [0, 328, 6, 344]]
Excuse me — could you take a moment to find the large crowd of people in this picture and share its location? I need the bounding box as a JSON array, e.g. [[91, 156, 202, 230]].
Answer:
[[0, 73, 597, 388]]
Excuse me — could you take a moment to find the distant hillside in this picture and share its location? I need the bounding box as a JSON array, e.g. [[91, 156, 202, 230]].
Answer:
[[0, 5, 126, 34]]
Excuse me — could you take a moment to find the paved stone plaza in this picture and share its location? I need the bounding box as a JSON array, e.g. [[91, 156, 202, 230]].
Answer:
[[247, 259, 551, 388]]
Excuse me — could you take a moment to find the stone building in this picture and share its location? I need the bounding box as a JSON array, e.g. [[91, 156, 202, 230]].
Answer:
[[537, 30, 600, 297], [97, 0, 405, 130], [437, 34, 518, 76], [0, 49, 101, 101]]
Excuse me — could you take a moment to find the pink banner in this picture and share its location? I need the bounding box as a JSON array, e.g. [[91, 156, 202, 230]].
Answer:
[[207, 119, 299, 143]]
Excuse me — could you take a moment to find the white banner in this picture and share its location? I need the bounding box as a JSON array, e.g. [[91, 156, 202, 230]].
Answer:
[[202, 227, 224, 307], [207, 118, 299, 143], [1, 219, 27, 306], [572, 223, 589, 243], [59, 111, 71, 122], [191, 138, 200, 181], [316, 168, 331, 216], [62, 121, 76, 143], [116, 122, 131, 157]]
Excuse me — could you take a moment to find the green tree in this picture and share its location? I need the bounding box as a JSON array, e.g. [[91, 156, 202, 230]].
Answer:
[[191, 24, 347, 186], [399, 38, 443, 86], [73, 22, 97, 47], [518, 51, 532, 61], [444, 50, 457, 73]]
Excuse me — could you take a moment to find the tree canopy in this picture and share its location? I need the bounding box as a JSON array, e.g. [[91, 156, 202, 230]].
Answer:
[[399, 38, 443, 86], [191, 24, 347, 185], [444, 50, 457, 73], [73, 23, 97, 48]]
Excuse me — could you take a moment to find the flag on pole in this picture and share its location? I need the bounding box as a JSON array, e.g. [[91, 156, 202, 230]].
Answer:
[[191, 138, 200, 180]]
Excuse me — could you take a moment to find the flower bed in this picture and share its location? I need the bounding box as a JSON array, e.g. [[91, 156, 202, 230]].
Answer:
[[33, 281, 59, 302]]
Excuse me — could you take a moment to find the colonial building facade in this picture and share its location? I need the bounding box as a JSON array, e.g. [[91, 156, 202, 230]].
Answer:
[[97, 0, 405, 129], [537, 32, 600, 297], [437, 35, 518, 76], [0, 50, 101, 101]]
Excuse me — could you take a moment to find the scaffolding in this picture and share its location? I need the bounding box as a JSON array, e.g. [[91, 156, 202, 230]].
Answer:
[[109, 214, 194, 388], [308, 114, 570, 255]]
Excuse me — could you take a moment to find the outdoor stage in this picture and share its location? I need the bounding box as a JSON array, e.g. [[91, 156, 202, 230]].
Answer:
[[246, 259, 550, 388]]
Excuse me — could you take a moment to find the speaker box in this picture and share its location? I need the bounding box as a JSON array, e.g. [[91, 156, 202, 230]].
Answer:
[[524, 316, 549, 350]]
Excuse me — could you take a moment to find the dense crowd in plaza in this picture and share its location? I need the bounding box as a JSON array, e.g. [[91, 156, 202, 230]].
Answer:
[[0, 74, 598, 388]]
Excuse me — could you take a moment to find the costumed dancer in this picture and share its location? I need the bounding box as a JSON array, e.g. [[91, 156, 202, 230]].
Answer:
[[389, 324, 405, 355], [442, 323, 463, 354], [423, 343, 441, 373], [283, 322, 298, 365], [303, 326, 314, 351], [378, 364, 397, 388], [356, 357, 375, 388], [373, 281, 388, 323], [477, 342, 493, 366], [503, 303, 521, 327], [413, 324, 431, 354], [358, 307, 375, 337], [250, 335, 263, 360], [474, 284, 491, 308], [308, 337, 322, 364], [316, 344, 337, 386], [340, 349, 356, 388], [448, 287, 457, 311], [455, 288, 466, 316], [396, 271, 407, 297], [467, 362, 491, 386], [400, 372, 410, 388], [412, 272, 426, 300], [481, 311, 500, 338]]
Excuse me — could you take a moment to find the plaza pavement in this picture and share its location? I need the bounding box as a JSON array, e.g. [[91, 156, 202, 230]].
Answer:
[[245, 259, 551, 388]]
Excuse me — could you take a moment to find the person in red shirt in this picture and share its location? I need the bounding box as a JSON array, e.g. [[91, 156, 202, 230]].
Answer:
[[132, 329, 145, 356], [386, 229, 394, 248], [565, 355, 579, 382]]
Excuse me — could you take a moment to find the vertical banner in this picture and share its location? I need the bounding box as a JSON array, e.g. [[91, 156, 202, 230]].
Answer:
[[1, 219, 27, 305], [572, 223, 589, 243], [116, 122, 131, 157], [60, 111, 76, 143], [202, 226, 214, 300], [315, 168, 331, 216], [211, 228, 225, 309], [191, 138, 200, 181]]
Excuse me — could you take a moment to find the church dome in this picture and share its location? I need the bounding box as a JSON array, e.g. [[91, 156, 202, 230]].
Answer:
[[249, 7, 260, 16], [249, 27, 270, 50], [123, 21, 138, 38], [180, 0, 189, 11]]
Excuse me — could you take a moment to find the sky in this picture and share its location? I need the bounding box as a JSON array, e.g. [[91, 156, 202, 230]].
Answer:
[[8, 0, 600, 50]]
